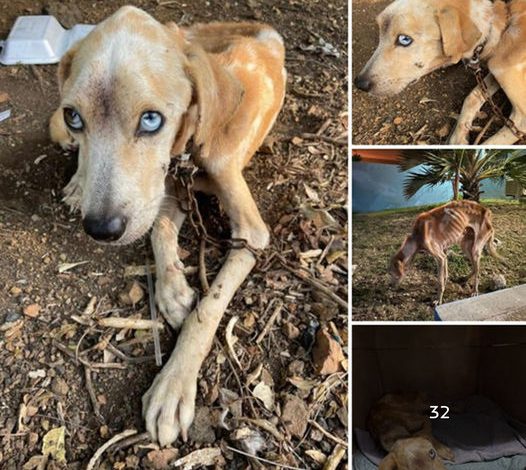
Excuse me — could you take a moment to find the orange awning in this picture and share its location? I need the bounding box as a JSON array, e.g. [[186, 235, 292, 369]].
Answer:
[[352, 149, 402, 164]]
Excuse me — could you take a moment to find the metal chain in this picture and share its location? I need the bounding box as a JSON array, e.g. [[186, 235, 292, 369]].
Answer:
[[465, 47, 526, 143], [168, 155, 262, 259]]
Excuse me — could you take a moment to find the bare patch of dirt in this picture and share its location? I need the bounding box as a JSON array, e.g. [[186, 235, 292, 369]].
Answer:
[[352, 201, 526, 321], [0, 0, 348, 468]]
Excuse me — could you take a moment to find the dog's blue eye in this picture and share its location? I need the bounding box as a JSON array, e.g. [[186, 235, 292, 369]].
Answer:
[[396, 34, 413, 47], [139, 111, 164, 134], [64, 107, 84, 131]]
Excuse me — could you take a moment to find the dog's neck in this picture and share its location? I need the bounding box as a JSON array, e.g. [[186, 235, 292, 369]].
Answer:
[[471, 0, 510, 60], [395, 236, 419, 270]]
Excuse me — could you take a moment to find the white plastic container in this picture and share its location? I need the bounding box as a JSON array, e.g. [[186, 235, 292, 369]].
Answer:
[[0, 16, 94, 65]]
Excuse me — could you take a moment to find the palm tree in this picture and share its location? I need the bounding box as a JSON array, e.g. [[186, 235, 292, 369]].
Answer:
[[400, 149, 526, 202]]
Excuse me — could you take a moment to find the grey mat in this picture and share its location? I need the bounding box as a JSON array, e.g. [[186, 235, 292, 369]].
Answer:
[[355, 396, 526, 466]]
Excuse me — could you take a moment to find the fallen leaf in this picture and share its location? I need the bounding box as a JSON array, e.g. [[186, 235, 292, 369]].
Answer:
[[288, 377, 318, 392], [312, 328, 345, 375], [252, 381, 274, 411], [281, 395, 309, 437], [42, 426, 66, 463], [230, 427, 266, 455]]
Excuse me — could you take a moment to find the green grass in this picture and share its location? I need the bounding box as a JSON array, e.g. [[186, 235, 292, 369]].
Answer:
[[352, 200, 526, 321]]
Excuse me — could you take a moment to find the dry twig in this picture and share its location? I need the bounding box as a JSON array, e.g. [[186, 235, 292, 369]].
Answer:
[[86, 429, 138, 470]]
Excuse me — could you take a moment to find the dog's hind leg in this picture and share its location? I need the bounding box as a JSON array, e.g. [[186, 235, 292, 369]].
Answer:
[[449, 74, 500, 144], [482, 109, 526, 145], [152, 184, 196, 330]]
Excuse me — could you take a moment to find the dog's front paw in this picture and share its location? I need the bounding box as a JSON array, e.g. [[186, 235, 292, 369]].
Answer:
[[142, 363, 197, 447], [62, 173, 83, 212], [155, 273, 196, 330]]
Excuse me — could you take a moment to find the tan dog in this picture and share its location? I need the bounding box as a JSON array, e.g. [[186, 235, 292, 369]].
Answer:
[[389, 200, 503, 304], [353, 0, 526, 145], [368, 393, 455, 470], [50, 6, 285, 446]]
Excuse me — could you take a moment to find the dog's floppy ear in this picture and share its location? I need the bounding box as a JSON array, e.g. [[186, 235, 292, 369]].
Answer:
[[378, 454, 398, 470], [437, 6, 481, 63], [57, 42, 80, 93], [171, 104, 198, 156], [183, 42, 244, 158]]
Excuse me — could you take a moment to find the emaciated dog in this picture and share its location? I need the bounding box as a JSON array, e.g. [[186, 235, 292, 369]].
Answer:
[[50, 6, 285, 446], [354, 0, 526, 144], [368, 393, 455, 470], [389, 200, 503, 304]]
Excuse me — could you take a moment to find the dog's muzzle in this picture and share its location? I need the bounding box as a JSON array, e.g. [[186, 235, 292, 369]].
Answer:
[[83, 214, 127, 242], [354, 74, 373, 92]]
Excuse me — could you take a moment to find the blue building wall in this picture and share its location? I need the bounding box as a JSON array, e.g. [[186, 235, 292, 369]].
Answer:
[[352, 162, 507, 213]]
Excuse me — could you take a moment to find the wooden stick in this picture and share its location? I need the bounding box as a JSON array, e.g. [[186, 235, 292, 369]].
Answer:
[[308, 420, 348, 447], [84, 367, 104, 423], [279, 261, 348, 309], [146, 260, 163, 366], [199, 239, 210, 294], [226, 445, 308, 470], [256, 301, 283, 344], [322, 444, 346, 470], [86, 429, 137, 470], [98, 317, 164, 330]]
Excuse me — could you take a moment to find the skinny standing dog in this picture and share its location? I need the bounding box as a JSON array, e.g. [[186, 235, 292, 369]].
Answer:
[[390, 200, 503, 304], [368, 393, 455, 470], [50, 6, 286, 446], [354, 0, 526, 145]]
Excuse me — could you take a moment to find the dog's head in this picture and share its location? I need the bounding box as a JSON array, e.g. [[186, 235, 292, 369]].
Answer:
[[354, 0, 484, 96], [379, 437, 450, 470], [51, 6, 242, 244], [389, 250, 405, 286]]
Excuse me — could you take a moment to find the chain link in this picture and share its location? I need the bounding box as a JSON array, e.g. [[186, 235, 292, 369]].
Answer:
[[168, 155, 262, 259], [465, 47, 526, 143]]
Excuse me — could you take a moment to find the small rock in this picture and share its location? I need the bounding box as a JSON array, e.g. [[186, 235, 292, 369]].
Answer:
[[188, 407, 216, 444], [119, 281, 144, 305], [28, 369, 46, 379], [282, 321, 300, 339], [9, 286, 22, 296], [393, 116, 403, 125], [23, 304, 41, 318], [288, 360, 305, 377], [144, 448, 179, 470], [312, 328, 345, 375], [311, 301, 338, 321], [281, 395, 309, 438], [436, 123, 450, 138], [51, 377, 69, 396], [489, 274, 506, 291], [5, 311, 21, 323], [99, 425, 109, 438]]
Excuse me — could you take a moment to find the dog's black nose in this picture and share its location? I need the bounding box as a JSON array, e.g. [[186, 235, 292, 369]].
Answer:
[[354, 74, 372, 92], [82, 214, 127, 242]]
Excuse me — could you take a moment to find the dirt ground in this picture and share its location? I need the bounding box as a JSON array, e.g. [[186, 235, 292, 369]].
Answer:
[[352, 201, 526, 321], [0, 0, 348, 468], [351, 0, 511, 145]]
